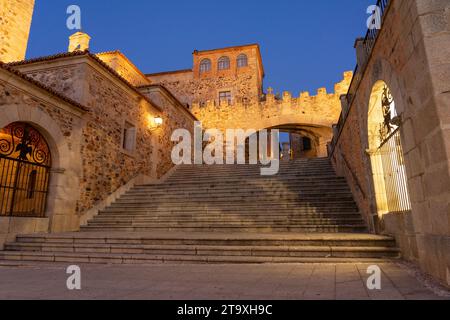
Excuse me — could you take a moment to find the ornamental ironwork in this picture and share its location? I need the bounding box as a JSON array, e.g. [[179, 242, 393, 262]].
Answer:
[[0, 122, 51, 166], [0, 122, 51, 217], [379, 86, 401, 143]]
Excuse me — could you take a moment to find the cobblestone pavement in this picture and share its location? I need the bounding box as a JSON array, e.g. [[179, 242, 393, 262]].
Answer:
[[0, 262, 448, 300]]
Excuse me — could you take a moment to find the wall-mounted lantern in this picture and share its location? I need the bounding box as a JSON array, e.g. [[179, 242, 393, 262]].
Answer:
[[149, 115, 163, 131]]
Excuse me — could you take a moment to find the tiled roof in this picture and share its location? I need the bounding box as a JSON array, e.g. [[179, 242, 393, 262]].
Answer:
[[146, 69, 192, 77], [6, 50, 162, 112], [0, 61, 89, 112]]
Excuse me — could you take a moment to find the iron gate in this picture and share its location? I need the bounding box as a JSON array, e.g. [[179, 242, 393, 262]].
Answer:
[[0, 122, 51, 217], [374, 86, 411, 213], [375, 128, 411, 212]]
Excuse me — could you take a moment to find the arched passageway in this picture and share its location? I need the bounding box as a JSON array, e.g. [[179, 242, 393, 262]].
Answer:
[[270, 124, 331, 160], [367, 81, 411, 218]]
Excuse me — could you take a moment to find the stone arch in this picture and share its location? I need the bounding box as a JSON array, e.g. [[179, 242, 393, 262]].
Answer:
[[0, 104, 82, 232], [364, 60, 411, 219], [253, 115, 335, 132], [354, 59, 404, 216]]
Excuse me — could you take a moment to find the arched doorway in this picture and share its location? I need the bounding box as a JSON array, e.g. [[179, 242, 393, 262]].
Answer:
[[271, 125, 331, 160], [0, 122, 52, 217], [367, 81, 411, 218]]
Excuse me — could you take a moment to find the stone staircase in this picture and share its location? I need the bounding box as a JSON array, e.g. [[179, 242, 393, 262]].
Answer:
[[0, 158, 399, 264]]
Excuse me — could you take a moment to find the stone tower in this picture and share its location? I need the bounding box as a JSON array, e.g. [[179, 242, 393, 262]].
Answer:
[[0, 0, 35, 63]]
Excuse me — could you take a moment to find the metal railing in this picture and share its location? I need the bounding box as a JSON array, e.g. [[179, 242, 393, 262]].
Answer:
[[331, 0, 391, 151], [346, 0, 390, 107]]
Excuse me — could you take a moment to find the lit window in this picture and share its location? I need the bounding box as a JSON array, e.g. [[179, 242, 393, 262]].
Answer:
[[200, 59, 211, 73], [218, 56, 230, 70], [219, 91, 232, 104], [237, 54, 248, 68], [122, 122, 136, 152]]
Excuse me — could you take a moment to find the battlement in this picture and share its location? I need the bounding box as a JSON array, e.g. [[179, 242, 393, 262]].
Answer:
[[191, 71, 352, 110]]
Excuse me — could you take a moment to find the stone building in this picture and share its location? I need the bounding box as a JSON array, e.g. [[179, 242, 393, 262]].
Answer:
[[147, 44, 352, 158], [0, 0, 449, 289]]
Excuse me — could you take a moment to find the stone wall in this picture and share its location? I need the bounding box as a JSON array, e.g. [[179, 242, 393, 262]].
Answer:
[[330, 0, 450, 286], [139, 85, 196, 177], [0, 0, 34, 63]]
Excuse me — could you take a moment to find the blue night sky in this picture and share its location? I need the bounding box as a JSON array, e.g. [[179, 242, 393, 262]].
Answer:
[[27, 0, 374, 95]]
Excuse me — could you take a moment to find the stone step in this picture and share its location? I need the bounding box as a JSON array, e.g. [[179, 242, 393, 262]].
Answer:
[[165, 176, 342, 183], [174, 168, 336, 174], [3, 243, 399, 259], [99, 207, 360, 214], [109, 202, 358, 209], [120, 190, 355, 197], [139, 182, 350, 190], [86, 221, 366, 228], [127, 188, 352, 195], [13, 232, 396, 247], [1, 231, 398, 265], [168, 171, 338, 179], [0, 251, 397, 265], [79, 225, 368, 233], [141, 176, 347, 183], [91, 216, 364, 222], [177, 162, 334, 172], [116, 196, 356, 203]]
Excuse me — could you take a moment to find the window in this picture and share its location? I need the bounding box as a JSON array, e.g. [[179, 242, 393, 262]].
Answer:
[[219, 91, 232, 105], [237, 54, 248, 68], [200, 59, 211, 73], [122, 122, 136, 153], [218, 56, 230, 70]]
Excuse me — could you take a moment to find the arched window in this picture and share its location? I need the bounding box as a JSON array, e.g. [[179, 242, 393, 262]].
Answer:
[[200, 59, 211, 73], [218, 56, 230, 70], [237, 54, 248, 68]]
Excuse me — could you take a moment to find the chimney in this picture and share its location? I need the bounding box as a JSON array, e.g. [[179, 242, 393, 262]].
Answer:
[[68, 32, 91, 52]]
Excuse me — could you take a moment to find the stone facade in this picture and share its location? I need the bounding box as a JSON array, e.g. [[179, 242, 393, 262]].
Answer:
[[148, 45, 352, 158], [97, 51, 151, 87], [0, 52, 195, 245], [190, 73, 351, 132], [330, 0, 450, 286], [0, 63, 86, 247], [0, 0, 34, 63], [146, 44, 264, 107]]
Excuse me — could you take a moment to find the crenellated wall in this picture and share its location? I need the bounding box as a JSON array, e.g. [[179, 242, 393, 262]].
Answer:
[[190, 71, 352, 133]]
